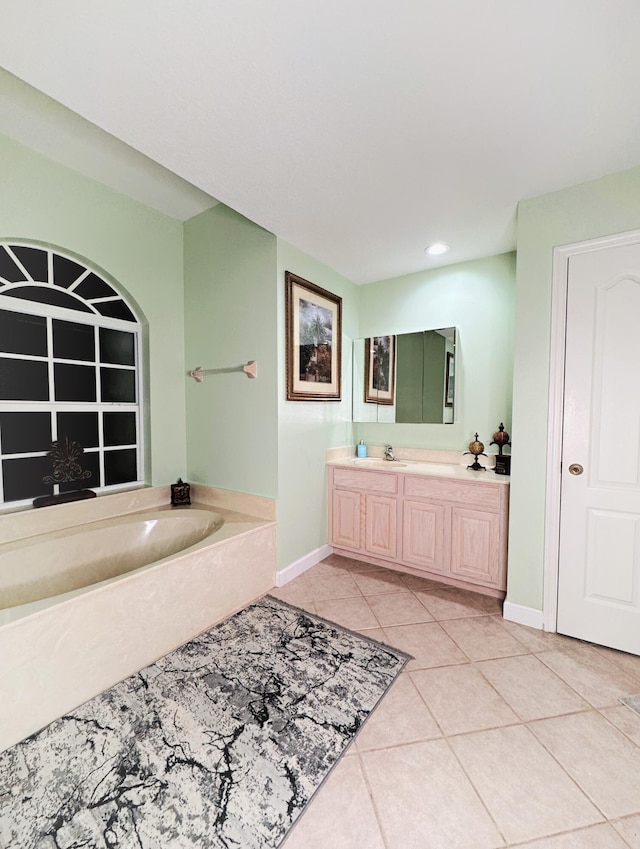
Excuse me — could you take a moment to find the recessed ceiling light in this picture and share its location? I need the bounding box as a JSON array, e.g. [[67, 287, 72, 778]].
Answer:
[[425, 242, 450, 256]]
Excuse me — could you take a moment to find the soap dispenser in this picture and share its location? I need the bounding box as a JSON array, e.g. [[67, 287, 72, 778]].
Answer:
[[356, 440, 367, 458]]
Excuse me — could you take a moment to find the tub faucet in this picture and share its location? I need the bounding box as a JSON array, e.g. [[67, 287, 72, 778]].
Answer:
[[384, 444, 397, 462]]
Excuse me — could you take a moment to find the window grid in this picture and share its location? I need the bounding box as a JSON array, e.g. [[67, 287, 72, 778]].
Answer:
[[0, 242, 143, 507]]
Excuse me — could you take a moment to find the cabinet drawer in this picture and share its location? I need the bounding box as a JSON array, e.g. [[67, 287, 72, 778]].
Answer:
[[332, 467, 398, 494], [403, 476, 501, 511]]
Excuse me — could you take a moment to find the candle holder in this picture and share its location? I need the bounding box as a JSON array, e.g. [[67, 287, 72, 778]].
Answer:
[[490, 423, 511, 476], [464, 433, 487, 471]]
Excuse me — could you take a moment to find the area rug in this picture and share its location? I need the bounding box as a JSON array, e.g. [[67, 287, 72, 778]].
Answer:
[[621, 693, 640, 717], [0, 595, 409, 849]]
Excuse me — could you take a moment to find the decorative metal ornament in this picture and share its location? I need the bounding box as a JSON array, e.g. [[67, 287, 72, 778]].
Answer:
[[171, 478, 191, 507], [43, 437, 93, 485], [464, 433, 487, 471], [490, 422, 512, 475]]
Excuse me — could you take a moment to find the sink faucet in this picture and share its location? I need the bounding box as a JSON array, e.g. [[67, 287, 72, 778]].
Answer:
[[384, 444, 397, 462]]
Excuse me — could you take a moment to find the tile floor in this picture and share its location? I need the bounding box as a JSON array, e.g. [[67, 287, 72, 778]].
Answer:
[[271, 554, 640, 849]]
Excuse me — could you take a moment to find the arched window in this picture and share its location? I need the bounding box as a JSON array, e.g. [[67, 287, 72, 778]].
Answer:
[[0, 241, 143, 506]]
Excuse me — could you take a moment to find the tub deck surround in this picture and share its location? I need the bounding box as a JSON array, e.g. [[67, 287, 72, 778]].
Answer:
[[328, 450, 510, 598], [0, 485, 277, 753]]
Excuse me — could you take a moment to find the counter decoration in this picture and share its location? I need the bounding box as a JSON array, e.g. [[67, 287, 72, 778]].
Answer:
[[490, 423, 511, 476], [171, 478, 191, 506], [464, 433, 487, 471]]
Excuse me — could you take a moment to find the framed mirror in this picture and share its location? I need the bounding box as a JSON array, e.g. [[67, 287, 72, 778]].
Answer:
[[353, 328, 457, 424]]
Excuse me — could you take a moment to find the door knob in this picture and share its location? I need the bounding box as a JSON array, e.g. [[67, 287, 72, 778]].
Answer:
[[568, 463, 584, 476]]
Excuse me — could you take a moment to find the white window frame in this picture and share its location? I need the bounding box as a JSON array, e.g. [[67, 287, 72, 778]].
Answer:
[[0, 244, 145, 510]]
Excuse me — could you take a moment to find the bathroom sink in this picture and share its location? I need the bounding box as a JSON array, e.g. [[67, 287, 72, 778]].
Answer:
[[354, 459, 408, 469]]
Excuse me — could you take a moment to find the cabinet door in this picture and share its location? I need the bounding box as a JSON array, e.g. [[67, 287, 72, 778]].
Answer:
[[401, 499, 447, 573], [365, 494, 398, 559], [332, 489, 362, 550], [450, 508, 504, 589]]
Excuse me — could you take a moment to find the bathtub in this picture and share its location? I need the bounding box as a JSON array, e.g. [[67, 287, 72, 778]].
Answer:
[[1, 508, 224, 616], [0, 485, 276, 753]]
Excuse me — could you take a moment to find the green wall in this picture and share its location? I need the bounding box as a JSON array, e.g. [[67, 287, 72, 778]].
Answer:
[[508, 165, 640, 611], [357, 253, 516, 451], [0, 134, 187, 485], [184, 205, 278, 497], [276, 241, 358, 570]]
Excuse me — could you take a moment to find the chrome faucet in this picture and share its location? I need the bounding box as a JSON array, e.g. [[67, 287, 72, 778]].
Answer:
[[384, 444, 397, 462]]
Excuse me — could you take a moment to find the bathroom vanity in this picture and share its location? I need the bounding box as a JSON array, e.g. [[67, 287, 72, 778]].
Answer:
[[328, 456, 509, 597]]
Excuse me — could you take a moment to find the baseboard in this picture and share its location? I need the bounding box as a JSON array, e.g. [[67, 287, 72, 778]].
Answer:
[[503, 601, 544, 631], [276, 545, 333, 587]]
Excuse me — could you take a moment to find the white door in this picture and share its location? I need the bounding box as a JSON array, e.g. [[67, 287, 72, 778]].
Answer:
[[557, 241, 640, 655]]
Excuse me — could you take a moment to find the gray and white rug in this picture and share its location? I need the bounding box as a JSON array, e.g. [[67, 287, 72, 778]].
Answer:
[[621, 693, 640, 717], [0, 595, 409, 849]]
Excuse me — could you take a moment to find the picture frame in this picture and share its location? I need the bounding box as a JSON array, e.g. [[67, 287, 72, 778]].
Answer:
[[445, 351, 455, 407], [285, 271, 342, 401], [364, 335, 396, 405]]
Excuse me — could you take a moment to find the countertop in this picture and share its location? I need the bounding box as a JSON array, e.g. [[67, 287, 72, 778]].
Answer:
[[327, 456, 510, 485]]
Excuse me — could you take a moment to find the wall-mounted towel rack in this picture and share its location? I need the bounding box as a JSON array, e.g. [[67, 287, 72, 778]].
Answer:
[[188, 361, 257, 382]]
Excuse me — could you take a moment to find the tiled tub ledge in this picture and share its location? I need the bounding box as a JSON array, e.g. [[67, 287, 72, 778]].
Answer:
[[0, 484, 276, 752]]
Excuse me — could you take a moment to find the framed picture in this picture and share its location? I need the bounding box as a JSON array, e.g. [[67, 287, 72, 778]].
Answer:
[[445, 351, 455, 407], [364, 335, 396, 405], [285, 271, 342, 401]]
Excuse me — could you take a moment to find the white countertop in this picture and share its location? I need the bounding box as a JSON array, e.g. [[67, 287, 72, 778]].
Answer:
[[327, 456, 510, 485]]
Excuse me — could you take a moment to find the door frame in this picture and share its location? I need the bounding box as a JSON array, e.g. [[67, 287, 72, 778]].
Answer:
[[544, 228, 640, 631]]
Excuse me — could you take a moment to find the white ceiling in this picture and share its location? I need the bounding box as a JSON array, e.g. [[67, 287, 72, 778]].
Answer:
[[0, 1, 639, 284]]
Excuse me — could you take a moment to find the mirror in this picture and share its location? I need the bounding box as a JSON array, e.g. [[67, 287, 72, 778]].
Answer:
[[353, 328, 456, 424]]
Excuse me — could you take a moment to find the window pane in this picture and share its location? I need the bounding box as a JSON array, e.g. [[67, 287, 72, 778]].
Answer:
[[57, 412, 99, 449], [0, 358, 49, 401], [104, 448, 137, 486], [0, 309, 47, 356], [2, 456, 53, 502], [4, 286, 93, 312], [74, 273, 116, 300], [58, 450, 100, 492], [95, 300, 136, 322], [53, 253, 85, 289], [0, 412, 52, 454], [53, 319, 95, 362], [54, 363, 96, 402], [100, 368, 135, 403], [99, 328, 135, 366], [0, 246, 24, 283], [103, 412, 136, 446], [11, 246, 48, 282]]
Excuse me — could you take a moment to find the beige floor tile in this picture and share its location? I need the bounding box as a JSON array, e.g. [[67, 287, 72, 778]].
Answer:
[[441, 615, 528, 661], [355, 673, 441, 751], [531, 711, 640, 819], [401, 573, 454, 592], [366, 591, 434, 626], [356, 626, 390, 643], [601, 704, 640, 746], [361, 740, 504, 849], [383, 622, 467, 670], [537, 646, 640, 708], [351, 568, 410, 596], [477, 655, 589, 721], [415, 587, 487, 620], [269, 575, 315, 606], [450, 725, 603, 844], [612, 813, 640, 848], [281, 754, 385, 849], [512, 823, 630, 848], [499, 619, 580, 653], [314, 596, 379, 630], [476, 594, 504, 615], [411, 664, 519, 735], [593, 645, 640, 682], [305, 569, 362, 601]]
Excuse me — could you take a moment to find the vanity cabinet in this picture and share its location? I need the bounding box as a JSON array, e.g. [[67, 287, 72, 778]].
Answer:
[[329, 463, 509, 596]]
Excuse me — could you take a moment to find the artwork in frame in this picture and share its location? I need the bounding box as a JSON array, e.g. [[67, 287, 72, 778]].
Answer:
[[285, 271, 342, 401], [364, 335, 396, 405], [445, 351, 455, 407]]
